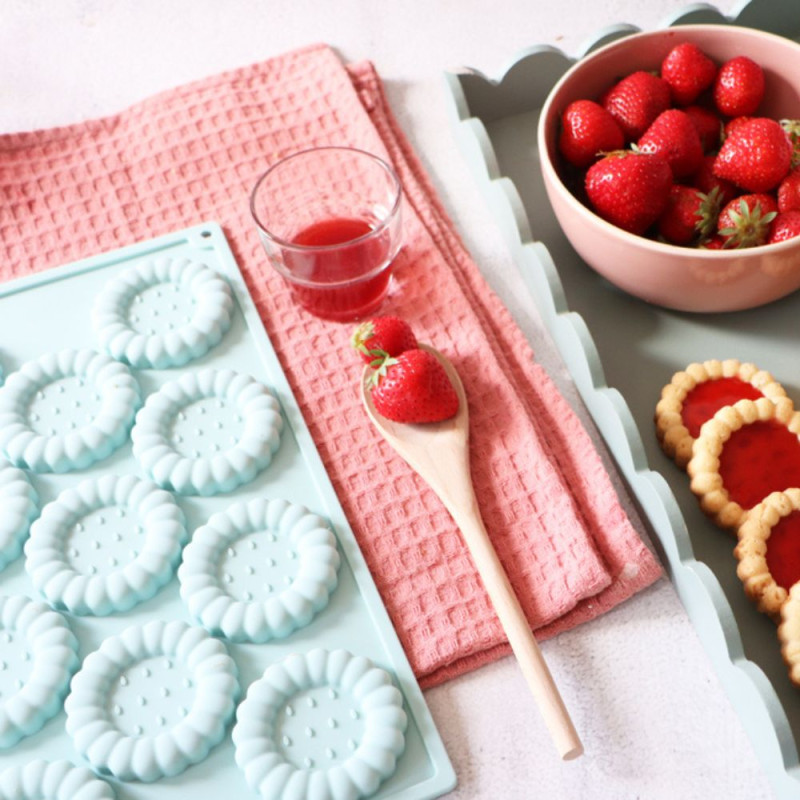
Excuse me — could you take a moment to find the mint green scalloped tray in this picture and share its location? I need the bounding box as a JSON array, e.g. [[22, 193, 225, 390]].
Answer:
[[445, 1, 800, 798], [0, 222, 455, 799]]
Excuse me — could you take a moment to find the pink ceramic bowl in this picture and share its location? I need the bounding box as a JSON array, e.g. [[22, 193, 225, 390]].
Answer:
[[538, 25, 800, 312]]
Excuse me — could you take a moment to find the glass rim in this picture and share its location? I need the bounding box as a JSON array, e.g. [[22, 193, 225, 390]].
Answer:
[[249, 145, 403, 251]]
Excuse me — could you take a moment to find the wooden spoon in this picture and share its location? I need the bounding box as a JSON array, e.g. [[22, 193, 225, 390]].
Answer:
[[361, 344, 583, 760]]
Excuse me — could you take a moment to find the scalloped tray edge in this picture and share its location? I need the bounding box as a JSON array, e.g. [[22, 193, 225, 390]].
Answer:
[[443, 1, 800, 796]]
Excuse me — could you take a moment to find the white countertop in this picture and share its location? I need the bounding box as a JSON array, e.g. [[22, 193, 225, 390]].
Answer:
[[0, 1, 777, 798]]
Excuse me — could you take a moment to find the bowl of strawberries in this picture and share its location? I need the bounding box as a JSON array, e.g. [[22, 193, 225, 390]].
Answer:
[[538, 24, 800, 312]]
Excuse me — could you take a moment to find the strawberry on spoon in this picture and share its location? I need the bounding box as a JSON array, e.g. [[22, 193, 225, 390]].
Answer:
[[368, 348, 459, 423]]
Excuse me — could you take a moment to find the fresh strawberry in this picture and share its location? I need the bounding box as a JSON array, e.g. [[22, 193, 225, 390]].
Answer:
[[768, 210, 800, 244], [602, 71, 671, 141], [637, 109, 704, 178], [713, 56, 765, 117], [684, 105, 723, 152], [351, 316, 417, 364], [658, 184, 721, 245], [661, 43, 717, 105], [369, 349, 459, 423], [693, 154, 738, 206], [699, 233, 726, 249], [717, 193, 778, 248], [777, 168, 800, 212], [585, 151, 672, 235], [723, 116, 752, 139], [713, 117, 792, 192], [780, 119, 800, 168], [558, 100, 625, 168]]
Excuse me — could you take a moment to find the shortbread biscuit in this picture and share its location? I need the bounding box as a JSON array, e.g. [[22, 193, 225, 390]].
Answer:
[[655, 359, 786, 469], [779, 583, 800, 686], [687, 396, 800, 532], [735, 489, 800, 621]]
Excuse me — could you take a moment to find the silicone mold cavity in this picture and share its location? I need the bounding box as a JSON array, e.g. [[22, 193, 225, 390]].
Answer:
[[0, 465, 38, 571], [179, 498, 341, 642], [25, 475, 187, 616], [65, 619, 240, 782], [0, 349, 141, 473], [0, 595, 80, 749], [131, 368, 284, 496], [92, 256, 234, 369], [232, 648, 407, 800], [0, 759, 116, 800]]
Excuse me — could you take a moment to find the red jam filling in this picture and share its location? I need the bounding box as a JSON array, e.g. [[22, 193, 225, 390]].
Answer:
[[719, 419, 800, 511], [682, 377, 764, 438], [765, 510, 800, 591]]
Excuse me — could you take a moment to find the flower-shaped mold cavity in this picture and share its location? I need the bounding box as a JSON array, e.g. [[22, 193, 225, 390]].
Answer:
[[0, 465, 38, 571], [0, 758, 116, 800], [179, 498, 340, 642], [25, 475, 187, 616], [0, 349, 141, 473], [131, 368, 283, 496], [65, 619, 239, 782], [0, 595, 79, 749], [233, 648, 407, 800], [92, 256, 234, 370], [655, 358, 788, 469]]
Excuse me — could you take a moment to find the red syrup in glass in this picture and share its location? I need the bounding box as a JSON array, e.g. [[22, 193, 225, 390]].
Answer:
[[765, 510, 800, 591], [285, 216, 393, 321], [682, 377, 764, 438]]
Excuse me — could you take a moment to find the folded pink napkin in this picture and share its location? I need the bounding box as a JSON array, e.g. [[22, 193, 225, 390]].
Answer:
[[0, 43, 661, 686]]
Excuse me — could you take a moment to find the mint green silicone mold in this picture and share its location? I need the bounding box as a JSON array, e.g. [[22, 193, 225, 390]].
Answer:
[[92, 256, 233, 369], [0, 465, 38, 571], [131, 368, 283, 496], [25, 475, 187, 616], [65, 619, 240, 782], [233, 649, 407, 800], [0, 348, 141, 473], [179, 498, 340, 642], [0, 595, 80, 749], [0, 759, 116, 800]]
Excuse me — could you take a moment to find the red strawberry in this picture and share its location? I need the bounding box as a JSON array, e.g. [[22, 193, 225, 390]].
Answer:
[[638, 109, 704, 178], [780, 119, 800, 168], [602, 71, 671, 141], [658, 184, 721, 245], [713, 56, 765, 117], [723, 116, 752, 139], [585, 151, 672, 235], [713, 117, 792, 192], [351, 316, 417, 364], [768, 210, 800, 244], [717, 193, 778, 248], [699, 234, 726, 249], [558, 100, 625, 168], [693, 154, 738, 206], [369, 349, 459, 423], [684, 105, 723, 152], [661, 43, 717, 106], [778, 168, 800, 212]]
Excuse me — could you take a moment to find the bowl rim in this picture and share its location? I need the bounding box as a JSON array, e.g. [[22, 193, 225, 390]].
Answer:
[[537, 23, 800, 259]]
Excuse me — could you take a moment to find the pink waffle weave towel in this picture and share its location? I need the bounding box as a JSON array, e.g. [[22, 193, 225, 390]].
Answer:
[[0, 44, 661, 687]]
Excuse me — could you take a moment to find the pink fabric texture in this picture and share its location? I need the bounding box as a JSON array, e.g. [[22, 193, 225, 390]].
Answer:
[[0, 44, 661, 687]]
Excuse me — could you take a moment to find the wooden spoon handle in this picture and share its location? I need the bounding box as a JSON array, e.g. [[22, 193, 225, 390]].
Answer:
[[446, 489, 584, 760]]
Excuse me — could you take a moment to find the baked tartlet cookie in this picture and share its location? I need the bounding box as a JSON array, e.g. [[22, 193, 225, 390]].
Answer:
[[779, 583, 800, 686], [687, 396, 800, 532], [655, 359, 787, 469], [735, 489, 800, 621]]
